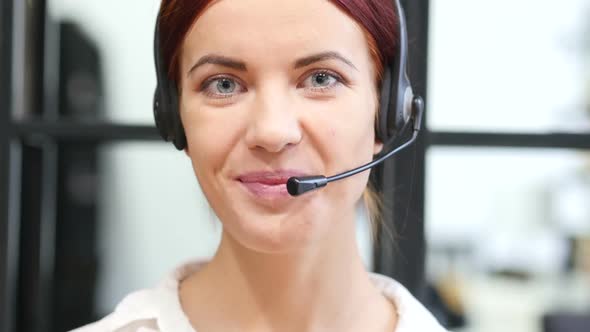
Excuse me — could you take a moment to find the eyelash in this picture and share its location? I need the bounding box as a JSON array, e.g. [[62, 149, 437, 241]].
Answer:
[[198, 69, 347, 99]]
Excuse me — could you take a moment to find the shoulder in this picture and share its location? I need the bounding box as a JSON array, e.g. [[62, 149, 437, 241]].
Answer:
[[70, 316, 159, 332], [368, 272, 451, 332], [69, 260, 207, 332], [68, 288, 171, 332]]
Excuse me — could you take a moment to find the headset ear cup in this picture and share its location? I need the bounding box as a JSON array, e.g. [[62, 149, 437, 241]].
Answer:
[[153, 82, 186, 150], [169, 84, 186, 150], [377, 70, 414, 146], [153, 87, 170, 141], [392, 82, 413, 135], [153, 12, 186, 150], [377, 64, 408, 146], [376, 0, 417, 146]]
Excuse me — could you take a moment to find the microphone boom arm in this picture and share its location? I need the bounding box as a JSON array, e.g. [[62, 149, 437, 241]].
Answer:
[[287, 96, 424, 196]]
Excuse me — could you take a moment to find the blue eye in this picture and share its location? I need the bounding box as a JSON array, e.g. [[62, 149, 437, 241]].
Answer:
[[311, 72, 336, 87], [201, 76, 245, 98], [216, 78, 236, 93], [301, 70, 344, 91]]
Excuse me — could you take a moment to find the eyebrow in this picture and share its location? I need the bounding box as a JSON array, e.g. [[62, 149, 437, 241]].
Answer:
[[294, 51, 357, 71], [187, 51, 357, 77], [187, 55, 247, 76]]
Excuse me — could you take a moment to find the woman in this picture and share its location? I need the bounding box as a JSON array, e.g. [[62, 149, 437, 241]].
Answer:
[[73, 0, 447, 331]]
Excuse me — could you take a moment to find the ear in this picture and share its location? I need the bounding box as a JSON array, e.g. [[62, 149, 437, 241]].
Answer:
[[373, 139, 383, 155]]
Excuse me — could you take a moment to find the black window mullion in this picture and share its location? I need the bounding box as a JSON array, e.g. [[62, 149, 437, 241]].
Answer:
[[1, 0, 18, 330], [428, 131, 590, 150], [16, 142, 44, 332], [14, 122, 160, 142], [39, 141, 59, 332], [0, 142, 22, 332], [14, 139, 59, 332], [373, 0, 430, 298]]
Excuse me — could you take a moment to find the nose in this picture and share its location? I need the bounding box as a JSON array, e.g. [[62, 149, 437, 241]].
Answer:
[[244, 87, 302, 153]]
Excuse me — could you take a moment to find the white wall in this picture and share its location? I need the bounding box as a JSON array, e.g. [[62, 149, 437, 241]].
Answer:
[[428, 0, 590, 133]]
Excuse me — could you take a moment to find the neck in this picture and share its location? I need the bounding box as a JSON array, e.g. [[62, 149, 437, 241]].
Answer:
[[180, 213, 394, 332]]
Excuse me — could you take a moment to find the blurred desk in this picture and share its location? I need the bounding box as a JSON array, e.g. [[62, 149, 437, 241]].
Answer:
[[452, 271, 590, 332], [543, 313, 590, 332]]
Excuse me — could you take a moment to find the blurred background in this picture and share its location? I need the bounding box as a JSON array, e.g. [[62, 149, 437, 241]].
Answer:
[[1, 0, 589, 331]]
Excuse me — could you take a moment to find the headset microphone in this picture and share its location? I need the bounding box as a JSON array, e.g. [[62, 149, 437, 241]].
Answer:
[[286, 96, 423, 196]]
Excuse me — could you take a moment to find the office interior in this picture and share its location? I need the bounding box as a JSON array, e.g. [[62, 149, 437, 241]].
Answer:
[[1, 0, 589, 331]]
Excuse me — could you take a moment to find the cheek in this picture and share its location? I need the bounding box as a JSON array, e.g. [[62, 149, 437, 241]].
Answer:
[[182, 108, 245, 222], [327, 97, 376, 167], [180, 100, 243, 185], [311, 95, 376, 203]]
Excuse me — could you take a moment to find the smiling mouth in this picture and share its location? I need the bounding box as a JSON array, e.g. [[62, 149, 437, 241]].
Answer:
[[236, 170, 307, 200]]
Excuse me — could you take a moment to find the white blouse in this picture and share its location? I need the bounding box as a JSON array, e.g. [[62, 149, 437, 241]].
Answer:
[[71, 259, 449, 332]]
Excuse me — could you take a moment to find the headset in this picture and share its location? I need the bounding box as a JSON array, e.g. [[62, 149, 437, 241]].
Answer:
[[153, 0, 424, 196]]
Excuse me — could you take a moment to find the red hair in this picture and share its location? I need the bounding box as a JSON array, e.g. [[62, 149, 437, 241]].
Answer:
[[158, 0, 399, 86]]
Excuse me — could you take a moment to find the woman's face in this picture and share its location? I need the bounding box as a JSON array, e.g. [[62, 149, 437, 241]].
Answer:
[[179, 0, 383, 253]]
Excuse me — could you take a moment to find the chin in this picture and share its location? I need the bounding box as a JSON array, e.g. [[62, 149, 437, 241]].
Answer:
[[221, 208, 326, 254], [211, 178, 362, 254]]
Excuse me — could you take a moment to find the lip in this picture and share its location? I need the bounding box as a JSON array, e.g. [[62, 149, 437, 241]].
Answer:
[[235, 170, 309, 200]]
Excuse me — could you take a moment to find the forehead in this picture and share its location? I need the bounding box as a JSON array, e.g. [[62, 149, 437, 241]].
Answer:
[[182, 0, 370, 68]]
